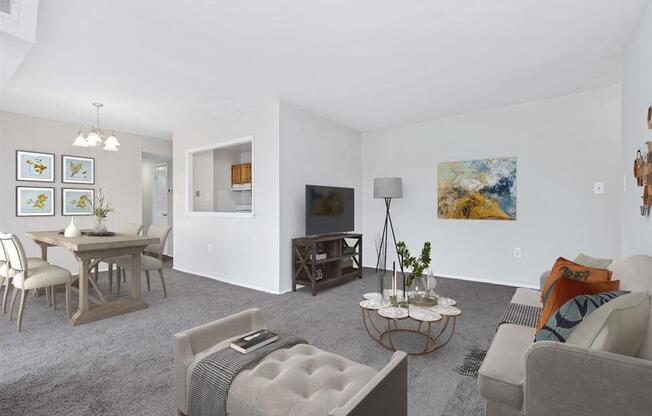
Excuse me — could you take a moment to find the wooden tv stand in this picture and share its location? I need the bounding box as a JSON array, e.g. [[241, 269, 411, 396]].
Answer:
[[292, 233, 362, 296]]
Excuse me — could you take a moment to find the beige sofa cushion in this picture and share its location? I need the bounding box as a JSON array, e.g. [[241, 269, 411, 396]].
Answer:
[[609, 255, 652, 359], [227, 344, 377, 416], [567, 292, 650, 356], [478, 324, 536, 411], [574, 253, 613, 269]]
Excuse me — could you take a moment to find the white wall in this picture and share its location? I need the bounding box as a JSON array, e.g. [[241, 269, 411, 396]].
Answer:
[[0, 111, 168, 272], [361, 86, 622, 288], [279, 102, 362, 292], [191, 150, 214, 212], [621, 1, 652, 256], [172, 100, 281, 293]]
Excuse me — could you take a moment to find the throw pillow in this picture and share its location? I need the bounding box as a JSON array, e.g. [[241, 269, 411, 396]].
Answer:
[[567, 292, 650, 356], [535, 291, 628, 342], [537, 278, 621, 331], [541, 257, 613, 303], [574, 253, 613, 270]]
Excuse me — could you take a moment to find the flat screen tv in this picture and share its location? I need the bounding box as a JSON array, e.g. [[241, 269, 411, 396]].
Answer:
[[305, 185, 354, 236]]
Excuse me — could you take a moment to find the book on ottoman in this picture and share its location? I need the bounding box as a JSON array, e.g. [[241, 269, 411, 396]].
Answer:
[[230, 330, 278, 354]]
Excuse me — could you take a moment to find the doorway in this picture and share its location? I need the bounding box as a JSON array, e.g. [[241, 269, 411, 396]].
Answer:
[[142, 152, 173, 258]]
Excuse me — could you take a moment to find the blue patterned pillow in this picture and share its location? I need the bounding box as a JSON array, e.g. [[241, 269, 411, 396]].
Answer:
[[535, 291, 629, 342]]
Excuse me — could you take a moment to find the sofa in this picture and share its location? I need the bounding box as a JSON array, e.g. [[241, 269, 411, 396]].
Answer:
[[478, 255, 652, 416], [174, 308, 408, 416]]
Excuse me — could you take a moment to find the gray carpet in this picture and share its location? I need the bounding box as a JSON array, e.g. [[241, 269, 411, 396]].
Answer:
[[0, 266, 513, 416]]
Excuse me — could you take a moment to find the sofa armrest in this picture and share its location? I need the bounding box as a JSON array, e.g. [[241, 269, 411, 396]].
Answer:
[[173, 308, 265, 414], [328, 351, 408, 416], [525, 341, 652, 416]]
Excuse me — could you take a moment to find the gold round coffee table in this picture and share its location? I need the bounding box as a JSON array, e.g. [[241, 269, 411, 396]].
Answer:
[[359, 293, 461, 356]]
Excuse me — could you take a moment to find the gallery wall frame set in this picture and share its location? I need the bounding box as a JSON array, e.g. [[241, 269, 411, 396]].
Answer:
[[15, 150, 96, 216]]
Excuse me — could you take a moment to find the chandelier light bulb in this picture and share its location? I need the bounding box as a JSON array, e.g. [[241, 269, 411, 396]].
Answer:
[[72, 131, 89, 147], [105, 133, 120, 146]]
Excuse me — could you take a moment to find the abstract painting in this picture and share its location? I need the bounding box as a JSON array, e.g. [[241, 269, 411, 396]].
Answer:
[[62, 188, 95, 216], [16, 187, 55, 216], [16, 150, 55, 182], [438, 157, 516, 220], [62, 155, 95, 184]]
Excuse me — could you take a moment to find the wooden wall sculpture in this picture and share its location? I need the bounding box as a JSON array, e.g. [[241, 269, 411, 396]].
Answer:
[[634, 107, 652, 216]]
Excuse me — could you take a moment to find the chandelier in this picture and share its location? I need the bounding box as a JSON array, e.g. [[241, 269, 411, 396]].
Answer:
[[72, 103, 120, 151]]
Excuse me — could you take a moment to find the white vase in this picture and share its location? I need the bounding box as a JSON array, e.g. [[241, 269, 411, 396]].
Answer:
[[64, 217, 81, 238]]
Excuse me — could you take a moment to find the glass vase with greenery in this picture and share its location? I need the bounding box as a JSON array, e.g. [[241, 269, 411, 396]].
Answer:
[[92, 189, 114, 233], [396, 240, 435, 306]]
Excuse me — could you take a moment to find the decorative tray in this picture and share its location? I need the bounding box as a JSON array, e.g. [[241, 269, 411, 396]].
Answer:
[[58, 230, 116, 237]]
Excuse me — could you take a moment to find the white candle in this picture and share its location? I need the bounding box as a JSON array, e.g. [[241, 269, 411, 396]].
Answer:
[[392, 269, 397, 297]]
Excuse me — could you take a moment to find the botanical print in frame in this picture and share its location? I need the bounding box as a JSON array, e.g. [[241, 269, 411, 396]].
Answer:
[[62, 188, 95, 216], [16, 187, 55, 217], [62, 155, 95, 184], [16, 150, 55, 182], [437, 157, 517, 220]]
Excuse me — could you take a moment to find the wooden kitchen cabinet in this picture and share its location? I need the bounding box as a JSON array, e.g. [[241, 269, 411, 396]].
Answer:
[[231, 163, 252, 185]]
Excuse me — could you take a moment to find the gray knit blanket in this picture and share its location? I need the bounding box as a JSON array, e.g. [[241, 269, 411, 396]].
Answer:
[[497, 303, 542, 330], [187, 334, 308, 416]]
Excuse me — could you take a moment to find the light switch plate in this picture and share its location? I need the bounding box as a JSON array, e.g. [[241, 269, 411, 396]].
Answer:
[[513, 247, 522, 258], [594, 182, 604, 194]]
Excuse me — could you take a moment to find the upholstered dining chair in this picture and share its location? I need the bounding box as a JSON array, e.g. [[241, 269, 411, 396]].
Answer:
[[0, 231, 48, 315], [99, 223, 143, 293], [113, 224, 171, 298], [0, 233, 74, 332]]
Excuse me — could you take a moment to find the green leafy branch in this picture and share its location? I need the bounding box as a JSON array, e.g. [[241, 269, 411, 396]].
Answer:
[[396, 240, 432, 287], [92, 188, 114, 220]]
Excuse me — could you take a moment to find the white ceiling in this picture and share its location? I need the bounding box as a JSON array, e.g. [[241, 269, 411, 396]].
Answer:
[[0, 0, 648, 139]]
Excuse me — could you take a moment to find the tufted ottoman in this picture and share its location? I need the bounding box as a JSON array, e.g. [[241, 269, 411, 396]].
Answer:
[[227, 343, 377, 416], [175, 309, 408, 416]]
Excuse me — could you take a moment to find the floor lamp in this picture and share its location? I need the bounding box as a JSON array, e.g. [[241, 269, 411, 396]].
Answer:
[[374, 177, 403, 283]]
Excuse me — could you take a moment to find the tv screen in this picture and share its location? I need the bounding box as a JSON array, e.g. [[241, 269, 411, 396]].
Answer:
[[305, 185, 354, 236]]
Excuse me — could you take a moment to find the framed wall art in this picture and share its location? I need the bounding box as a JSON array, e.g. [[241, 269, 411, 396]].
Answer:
[[62, 155, 95, 184], [16, 150, 55, 182], [62, 188, 95, 216], [437, 156, 517, 220], [16, 186, 55, 217]]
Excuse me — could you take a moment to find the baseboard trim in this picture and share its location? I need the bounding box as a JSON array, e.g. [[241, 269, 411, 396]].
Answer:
[[365, 266, 538, 290], [173, 266, 283, 295]]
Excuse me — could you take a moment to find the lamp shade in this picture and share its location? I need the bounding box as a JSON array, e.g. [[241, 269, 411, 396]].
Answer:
[[374, 177, 402, 199]]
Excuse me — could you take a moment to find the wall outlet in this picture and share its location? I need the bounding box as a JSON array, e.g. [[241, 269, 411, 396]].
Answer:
[[207, 244, 213, 254], [594, 182, 604, 194], [513, 247, 522, 258]]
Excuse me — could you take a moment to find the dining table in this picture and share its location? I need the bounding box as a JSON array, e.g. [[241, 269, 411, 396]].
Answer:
[[25, 230, 159, 326]]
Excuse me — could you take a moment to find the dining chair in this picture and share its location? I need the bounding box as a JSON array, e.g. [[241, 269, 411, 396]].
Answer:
[[0, 231, 49, 315], [0, 233, 73, 332], [99, 223, 143, 293], [113, 224, 171, 298]]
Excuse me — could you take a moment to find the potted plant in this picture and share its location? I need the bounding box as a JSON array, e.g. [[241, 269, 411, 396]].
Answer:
[[396, 240, 436, 306], [92, 188, 114, 233]]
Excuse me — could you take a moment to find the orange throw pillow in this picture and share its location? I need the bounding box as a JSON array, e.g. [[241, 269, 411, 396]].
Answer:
[[537, 278, 620, 331], [541, 257, 612, 303]]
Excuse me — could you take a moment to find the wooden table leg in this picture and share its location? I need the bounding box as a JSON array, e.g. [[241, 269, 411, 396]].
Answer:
[[70, 251, 147, 326], [77, 258, 90, 312], [131, 254, 142, 300]]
